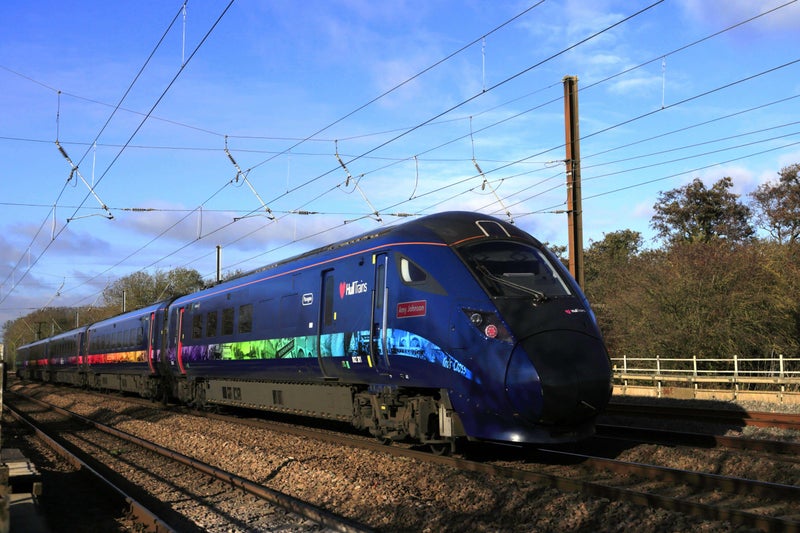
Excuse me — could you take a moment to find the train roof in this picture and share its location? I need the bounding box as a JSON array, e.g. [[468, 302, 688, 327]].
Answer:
[[235, 211, 536, 279], [17, 325, 85, 350], [87, 300, 170, 330], [405, 211, 536, 246], [169, 211, 544, 307]]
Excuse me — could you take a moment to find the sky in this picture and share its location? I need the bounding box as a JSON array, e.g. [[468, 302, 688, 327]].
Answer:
[[1, 0, 799, 340]]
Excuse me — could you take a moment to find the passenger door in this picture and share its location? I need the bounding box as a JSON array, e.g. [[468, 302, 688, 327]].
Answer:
[[371, 253, 390, 372], [317, 269, 337, 378]]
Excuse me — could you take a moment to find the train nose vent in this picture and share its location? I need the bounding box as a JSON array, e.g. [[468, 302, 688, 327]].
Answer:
[[505, 333, 611, 426]]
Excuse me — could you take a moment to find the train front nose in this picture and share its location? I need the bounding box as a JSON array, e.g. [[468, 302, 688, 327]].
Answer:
[[505, 331, 612, 427]]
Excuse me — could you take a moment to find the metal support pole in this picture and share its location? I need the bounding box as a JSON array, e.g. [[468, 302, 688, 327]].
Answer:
[[216, 245, 223, 284]]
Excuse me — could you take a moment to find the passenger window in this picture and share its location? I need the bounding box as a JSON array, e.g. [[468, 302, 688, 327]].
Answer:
[[192, 314, 203, 339], [239, 304, 253, 334], [394, 254, 447, 295], [222, 307, 234, 335], [323, 272, 334, 327], [400, 257, 427, 283], [376, 263, 385, 310], [206, 312, 218, 337]]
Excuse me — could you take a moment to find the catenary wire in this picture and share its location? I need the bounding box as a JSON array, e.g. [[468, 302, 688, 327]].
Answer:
[[0, 1, 235, 308]]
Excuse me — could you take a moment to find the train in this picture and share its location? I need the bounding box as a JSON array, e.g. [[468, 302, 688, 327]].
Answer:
[[16, 211, 612, 451]]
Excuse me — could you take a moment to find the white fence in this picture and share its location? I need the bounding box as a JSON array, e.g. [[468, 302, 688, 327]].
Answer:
[[610, 354, 800, 403]]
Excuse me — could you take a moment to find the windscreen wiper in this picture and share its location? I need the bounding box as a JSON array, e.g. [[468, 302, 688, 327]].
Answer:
[[476, 266, 548, 302]]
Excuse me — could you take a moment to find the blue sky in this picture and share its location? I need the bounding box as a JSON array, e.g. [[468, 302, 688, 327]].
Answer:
[[1, 0, 799, 338]]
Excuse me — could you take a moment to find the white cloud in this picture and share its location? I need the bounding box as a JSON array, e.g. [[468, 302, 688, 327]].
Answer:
[[678, 0, 800, 35]]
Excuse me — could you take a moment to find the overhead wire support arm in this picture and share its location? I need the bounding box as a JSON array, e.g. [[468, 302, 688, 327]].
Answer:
[[470, 117, 513, 224], [55, 140, 114, 221], [336, 140, 382, 223], [225, 137, 275, 221]]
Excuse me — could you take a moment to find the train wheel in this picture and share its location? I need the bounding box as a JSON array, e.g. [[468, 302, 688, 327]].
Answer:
[[428, 441, 455, 456], [428, 443, 449, 455]]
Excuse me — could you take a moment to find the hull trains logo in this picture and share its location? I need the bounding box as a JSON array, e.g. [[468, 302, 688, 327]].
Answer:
[[339, 280, 368, 298]]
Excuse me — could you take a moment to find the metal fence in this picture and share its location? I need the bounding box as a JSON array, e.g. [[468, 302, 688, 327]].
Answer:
[[610, 354, 800, 395]]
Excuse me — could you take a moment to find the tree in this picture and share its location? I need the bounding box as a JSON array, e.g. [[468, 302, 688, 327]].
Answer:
[[581, 230, 643, 357], [585, 229, 642, 288], [588, 241, 800, 360], [651, 177, 754, 245], [586, 230, 641, 264], [102, 267, 205, 311], [542, 242, 568, 267], [750, 163, 800, 244]]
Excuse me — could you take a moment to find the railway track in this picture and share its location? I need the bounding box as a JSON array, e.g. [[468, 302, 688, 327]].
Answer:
[[605, 401, 800, 431], [4, 391, 371, 532], [8, 381, 800, 531], [597, 423, 800, 457]]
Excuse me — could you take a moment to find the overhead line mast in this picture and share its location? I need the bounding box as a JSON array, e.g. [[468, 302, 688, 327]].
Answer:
[[563, 75, 584, 288]]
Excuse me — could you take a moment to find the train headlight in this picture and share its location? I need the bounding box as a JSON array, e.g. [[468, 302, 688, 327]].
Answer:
[[462, 308, 513, 343]]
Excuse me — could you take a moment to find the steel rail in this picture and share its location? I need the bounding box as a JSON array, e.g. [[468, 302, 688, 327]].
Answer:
[[535, 446, 800, 500], [189, 407, 800, 531], [605, 402, 800, 430], [13, 384, 800, 531], [4, 402, 175, 533], [597, 423, 800, 457], [8, 391, 373, 533], [445, 451, 800, 532]]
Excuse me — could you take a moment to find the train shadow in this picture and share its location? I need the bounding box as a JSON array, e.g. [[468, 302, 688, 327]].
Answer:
[[462, 395, 754, 464]]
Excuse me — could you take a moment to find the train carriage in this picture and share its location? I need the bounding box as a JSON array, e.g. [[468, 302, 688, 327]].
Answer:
[[84, 301, 169, 397], [16, 338, 49, 382], [17, 212, 613, 449], [45, 327, 85, 386]]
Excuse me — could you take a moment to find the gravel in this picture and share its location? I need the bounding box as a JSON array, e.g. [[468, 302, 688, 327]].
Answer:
[[8, 382, 789, 532]]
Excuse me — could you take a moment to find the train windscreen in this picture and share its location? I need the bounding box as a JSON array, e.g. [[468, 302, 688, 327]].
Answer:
[[460, 241, 572, 299]]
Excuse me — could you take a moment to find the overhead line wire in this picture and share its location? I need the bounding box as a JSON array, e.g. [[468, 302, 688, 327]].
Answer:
[[58, 1, 565, 301], [581, 57, 800, 146], [582, 119, 800, 171], [122, 2, 627, 262], [582, 139, 800, 204], [0, 2, 190, 305], [278, 0, 667, 197], [1, 1, 235, 309], [87, 1, 628, 283], [65, 1, 236, 222], [57, 2, 556, 302], [241, 1, 549, 174], [55, 0, 799, 306], [277, 1, 799, 233], [582, 93, 800, 162], [578, 0, 798, 97], [45, 37, 800, 296], [205, 0, 666, 242]]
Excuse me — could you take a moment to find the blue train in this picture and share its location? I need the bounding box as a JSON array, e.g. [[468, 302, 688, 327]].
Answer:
[[17, 211, 612, 450]]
